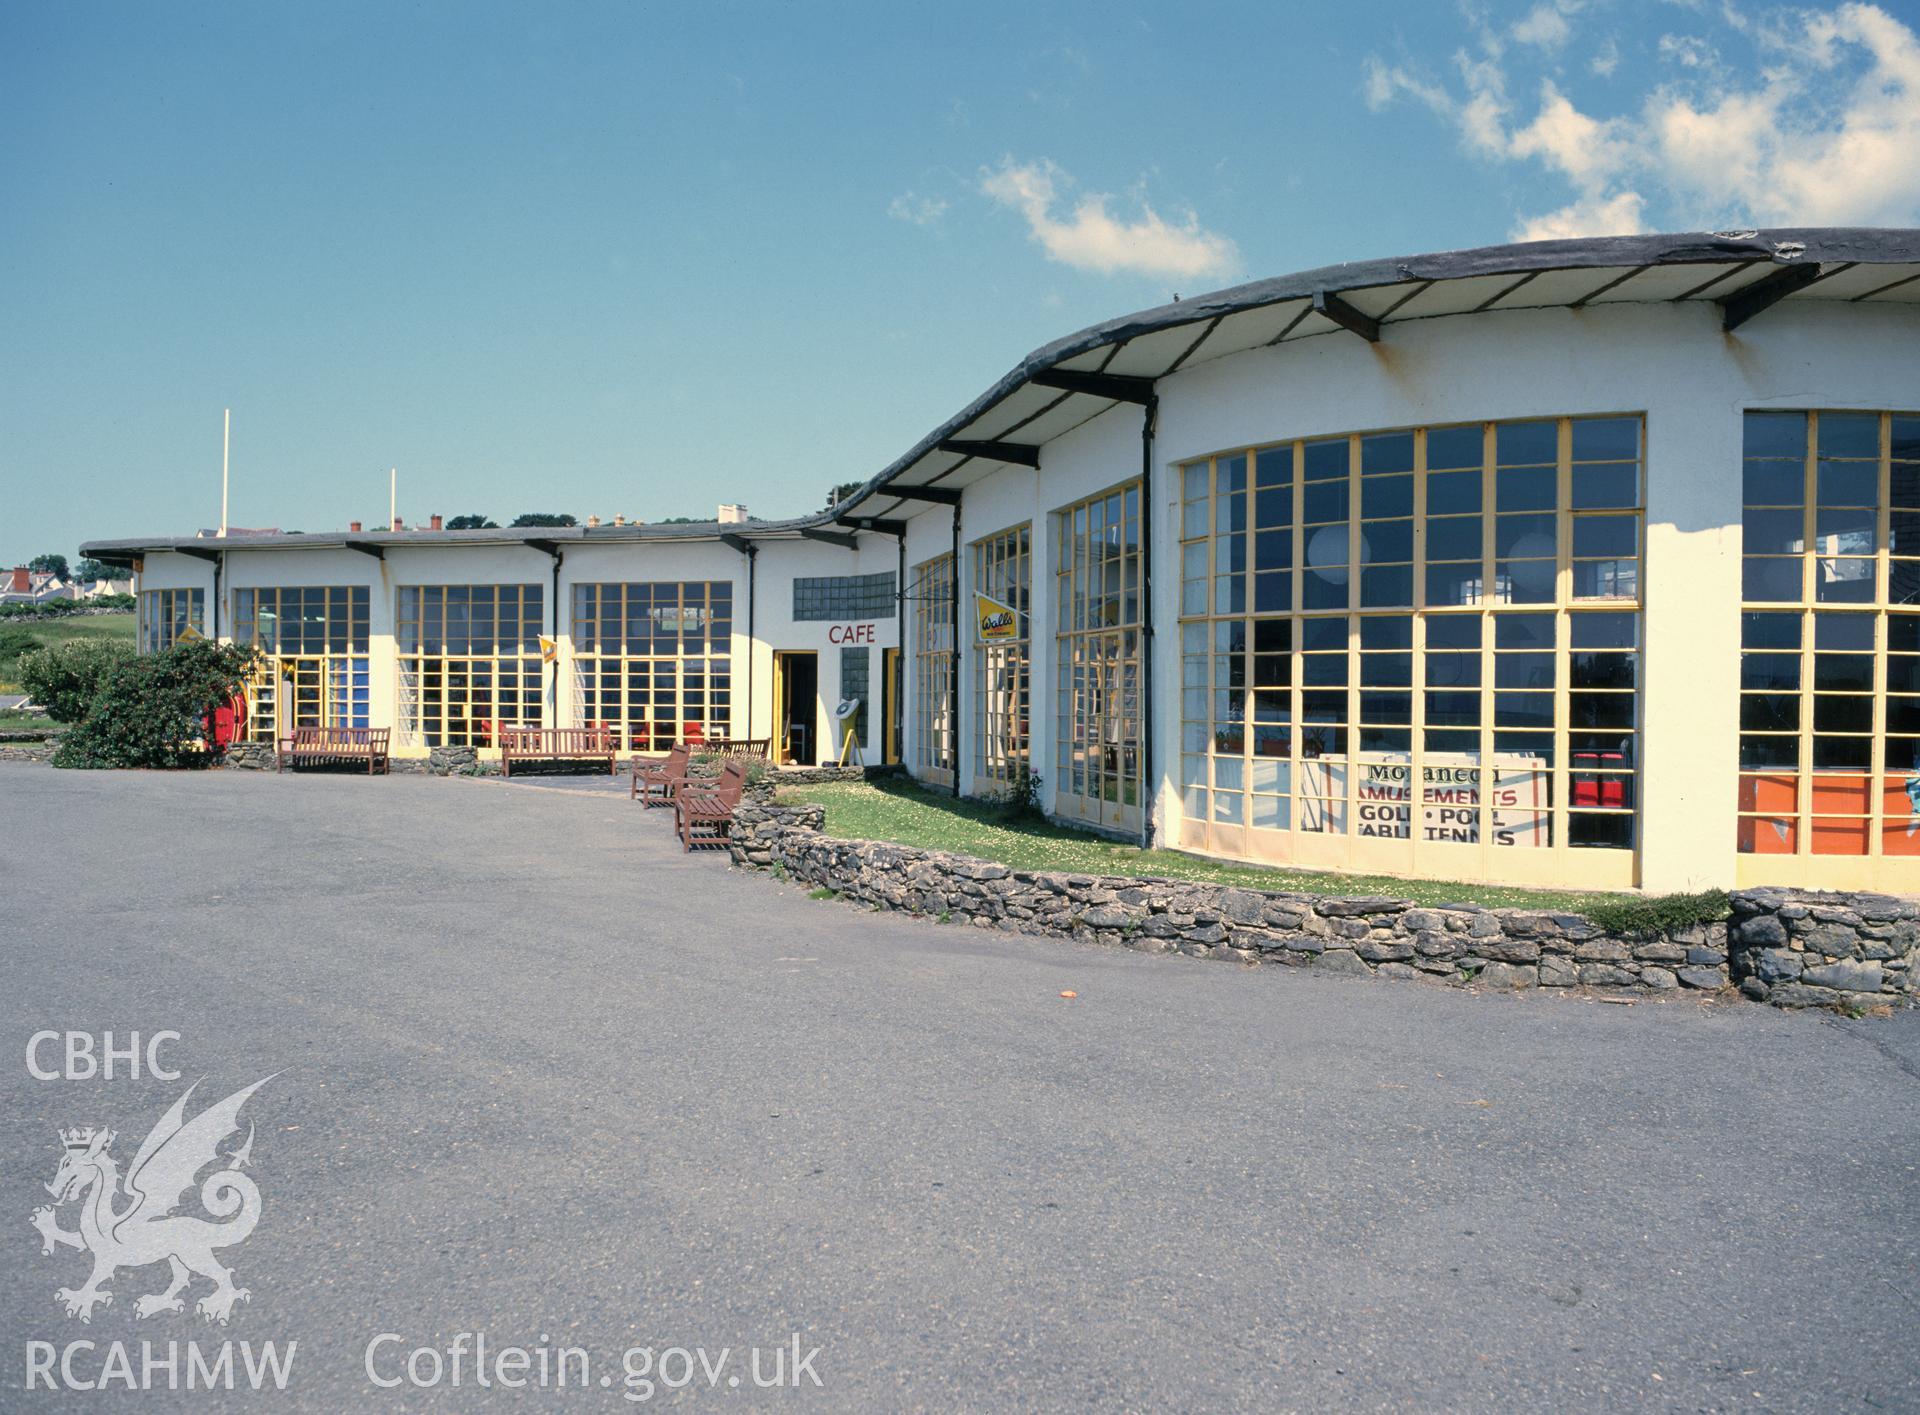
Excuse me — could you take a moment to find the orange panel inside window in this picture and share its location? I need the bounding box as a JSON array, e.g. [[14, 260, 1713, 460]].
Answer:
[[1738, 815, 1797, 854], [1809, 772, 1872, 815], [1739, 772, 1797, 813], [1810, 816, 1871, 856]]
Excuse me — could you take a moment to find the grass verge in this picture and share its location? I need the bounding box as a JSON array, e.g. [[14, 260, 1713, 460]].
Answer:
[[0, 613, 135, 692], [777, 776, 1626, 912]]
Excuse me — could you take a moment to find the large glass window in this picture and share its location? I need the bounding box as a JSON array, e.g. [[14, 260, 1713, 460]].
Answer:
[[233, 586, 370, 741], [911, 554, 956, 782], [396, 584, 543, 748], [1056, 482, 1143, 828], [1180, 417, 1643, 868], [571, 582, 731, 752], [972, 523, 1032, 792], [137, 588, 204, 653], [1738, 410, 1920, 864]]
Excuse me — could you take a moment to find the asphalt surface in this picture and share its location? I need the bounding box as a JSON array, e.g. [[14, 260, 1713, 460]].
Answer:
[[3, 767, 1917, 1413]]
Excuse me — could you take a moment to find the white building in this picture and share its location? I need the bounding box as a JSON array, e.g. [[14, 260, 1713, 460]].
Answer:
[[84, 229, 1920, 894]]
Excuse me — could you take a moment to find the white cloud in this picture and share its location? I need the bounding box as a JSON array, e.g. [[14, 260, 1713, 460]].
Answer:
[[887, 192, 949, 227], [1658, 33, 1718, 67], [1363, 1, 1920, 236], [979, 158, 1240, 281], [1513, 1, 1582, 50], [1591, 37, 1621, 76]]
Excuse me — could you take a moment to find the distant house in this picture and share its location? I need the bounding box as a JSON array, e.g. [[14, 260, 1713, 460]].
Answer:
[[0, 567, 132, 604]]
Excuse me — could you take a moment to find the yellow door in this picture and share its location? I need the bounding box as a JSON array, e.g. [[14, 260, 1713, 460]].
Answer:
[[883, 648, 902, 764], [771, 652, 790, 761]]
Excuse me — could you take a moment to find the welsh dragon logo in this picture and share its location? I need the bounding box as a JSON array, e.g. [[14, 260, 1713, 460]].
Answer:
[[32, 1076, 274, 1325]]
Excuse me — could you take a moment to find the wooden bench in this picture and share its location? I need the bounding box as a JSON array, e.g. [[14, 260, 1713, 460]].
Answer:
[[630, 742, 692, 807], [277, 726, 391, 775], [675, 758, 750, 851], [695, 737, 771, 760], [499, 727, 617, 778]]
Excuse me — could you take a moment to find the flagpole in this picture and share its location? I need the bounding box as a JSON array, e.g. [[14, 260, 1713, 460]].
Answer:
[[220, 409, 231, 537]]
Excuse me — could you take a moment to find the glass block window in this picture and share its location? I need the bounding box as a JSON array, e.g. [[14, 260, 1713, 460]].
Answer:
[[792, 571, 897, 621], [840, 645, 869, 749]]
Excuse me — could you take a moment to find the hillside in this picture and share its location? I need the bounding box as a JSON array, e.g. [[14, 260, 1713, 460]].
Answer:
[[0, 612, 136, 693]]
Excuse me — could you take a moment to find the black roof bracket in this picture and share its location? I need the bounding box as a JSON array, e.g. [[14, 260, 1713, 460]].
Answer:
[[799, 527, 860, 550], [1313, 289, 1382, 342], [1721, 262, 1824, 332], [343, 540, 385, 560], [937, 439, 1040, 468], [886, 485, 963, 506], [1029, 368, 1156, 405]]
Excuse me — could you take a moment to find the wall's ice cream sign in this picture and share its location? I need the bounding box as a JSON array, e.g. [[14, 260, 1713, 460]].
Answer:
[[976, 594, 1019, 642]]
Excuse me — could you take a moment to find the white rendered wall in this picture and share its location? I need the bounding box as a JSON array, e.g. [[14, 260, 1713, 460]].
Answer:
[[1150, 298, 1920, 891]]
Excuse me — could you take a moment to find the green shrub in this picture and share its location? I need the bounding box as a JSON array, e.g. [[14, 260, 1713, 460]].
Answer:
[[17, 638, 136, 722], [53, 641, 262, 770], [1581, 888, 1730, 937]]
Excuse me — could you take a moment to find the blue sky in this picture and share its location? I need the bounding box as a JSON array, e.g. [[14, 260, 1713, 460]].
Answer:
[[4, 0, 1917, 565]]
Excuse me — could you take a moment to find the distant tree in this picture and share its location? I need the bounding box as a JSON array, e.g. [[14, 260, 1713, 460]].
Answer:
[[508, 513, 578, 528], [825, 481, 863, 509], [74, 558, 119, 582], [446, 514, 498, 530], [654, 516, 703, 525], [29, 553, 69, 579]]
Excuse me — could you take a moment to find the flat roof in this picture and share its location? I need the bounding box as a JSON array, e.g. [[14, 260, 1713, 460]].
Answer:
[[86, 227, 1920, 566]]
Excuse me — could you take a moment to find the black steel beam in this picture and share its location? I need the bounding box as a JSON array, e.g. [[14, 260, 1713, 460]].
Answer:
[[1721, 262, 1824, 331], [937, 438, 1040, 468], [1029, 368, 1156, 405], [719, 533, 753, 555], [343, 540, 385, 560], [885, 484, 963, 506], [799, 527, 860, 550], [836, 516, 907, 538], [525, 538, 563, 560], [175, 545, 221, 563], [1312, 289, 1381, 342]]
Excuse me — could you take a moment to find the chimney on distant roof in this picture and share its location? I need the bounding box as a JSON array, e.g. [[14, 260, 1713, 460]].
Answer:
[[430, 513, 444, 531], [586, 514, 602, 528], [392, 516, 403, 532], [349, 520, 362, 533], [717, 504, 748, 524], [612, 514, 626, 526]]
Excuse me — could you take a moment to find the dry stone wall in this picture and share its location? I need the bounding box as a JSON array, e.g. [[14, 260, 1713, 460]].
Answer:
[[729, 804, 1918, 1008]]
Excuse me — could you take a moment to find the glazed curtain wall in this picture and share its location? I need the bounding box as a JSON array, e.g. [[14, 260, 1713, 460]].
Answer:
[[233, 586, 370, 741], [1738, 410, 1920, 884], [396, 584, 543, 748], [137, 588, 204, 653], [911, 553, 956, 784], [972, 523, 1032, 793], [1178, 417, 1644, 886], [571, 581, 733, 751], [1055, 482, 1144, 831]]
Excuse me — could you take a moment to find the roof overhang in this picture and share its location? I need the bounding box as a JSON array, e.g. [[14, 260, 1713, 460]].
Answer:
[[829, 227, 1920, 525]]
